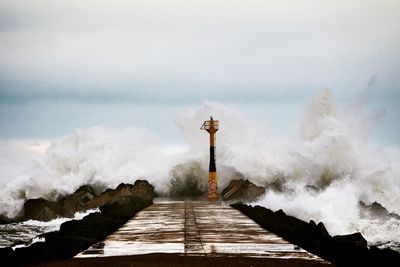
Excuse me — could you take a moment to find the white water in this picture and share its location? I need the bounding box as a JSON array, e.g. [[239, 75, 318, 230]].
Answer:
[[0, 89, 399, 250], [0, 209, 99, 248]]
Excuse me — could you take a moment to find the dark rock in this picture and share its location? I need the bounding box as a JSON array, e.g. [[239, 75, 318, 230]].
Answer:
[[19, 180, 155, 223], [9, 241, 55, 265], [275, 209, 286, 216], [317, 222, 331, 238], [58, 185, 97, 217], [22, 198, 63, 221], [75, 185, 96, 195], [0, 214, 14, 224], [359, 201, 400, 220], [44, 231, 101, 259], [58, 212, 109, 239], [21, 186, 98, 222], [232, 203, 400, 267], [369, 246, 400, 265], [4, 180, 155, 266], [221, 179, 265, 202], [11, 239, 27, 247], [332, 232, 368, 248], [100, 196, 148, 219], [83, 180, 154, 210], [309, 220, 317, 227], [0, 247, 13, 259], [118, 180, 155, 203], [266, 181, 285, 192]]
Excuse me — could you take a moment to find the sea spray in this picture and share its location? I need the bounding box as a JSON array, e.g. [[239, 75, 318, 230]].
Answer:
[[0, 127, 183, 218], [0, 90, 399, 251], [255, 89, 400, 250]]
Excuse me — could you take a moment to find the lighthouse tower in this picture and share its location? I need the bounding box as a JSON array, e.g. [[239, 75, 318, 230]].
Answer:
[[201, 116, 219, 201]]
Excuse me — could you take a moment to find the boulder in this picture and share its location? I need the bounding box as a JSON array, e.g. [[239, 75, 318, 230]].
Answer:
[[221, 179, 265, 202], [0, 214, 13, 224], [4, 180, 155, 265], [86, 180, 154, 208], [332, 232, 368, 248], [113, 180, 155, 203], [232, 203, 400, 267], [20, 180, 155, 222], [359, 201, 400, 220], [22, 198, 63, 221], [317, 222, 330, 238], [22, 186, 97, 221], [58, 185, 97, 217]]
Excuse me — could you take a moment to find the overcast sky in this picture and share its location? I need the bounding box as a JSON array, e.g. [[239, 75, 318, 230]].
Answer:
[[0, 0, 399, 143]]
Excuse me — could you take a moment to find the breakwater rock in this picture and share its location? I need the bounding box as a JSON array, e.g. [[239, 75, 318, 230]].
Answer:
[[359, 201, 400, 221], [221, 179, 265, 202], [17, 180, 154, 222], [1, 180, 154, 266], [232, 203, 400, 266]]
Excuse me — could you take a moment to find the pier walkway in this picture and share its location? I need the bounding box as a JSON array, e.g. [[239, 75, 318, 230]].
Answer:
[[76, 200, 326, 263]]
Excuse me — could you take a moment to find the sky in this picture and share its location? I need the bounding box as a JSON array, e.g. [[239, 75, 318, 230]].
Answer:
[[0, 0, 399, 144]]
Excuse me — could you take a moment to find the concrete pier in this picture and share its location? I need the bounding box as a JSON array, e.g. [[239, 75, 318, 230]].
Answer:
[[76, 200, 325, 262]]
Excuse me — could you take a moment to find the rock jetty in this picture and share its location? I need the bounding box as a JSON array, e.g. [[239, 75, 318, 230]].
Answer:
[[0, 180, 154, 266], [232, 203, 400, 266]]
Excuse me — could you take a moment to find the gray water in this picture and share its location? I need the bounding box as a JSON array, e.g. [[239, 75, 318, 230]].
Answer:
[[0, 209, 98, 248]]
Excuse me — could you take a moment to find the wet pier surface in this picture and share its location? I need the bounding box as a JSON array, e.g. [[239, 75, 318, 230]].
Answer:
[[76, 200, 325, 262]]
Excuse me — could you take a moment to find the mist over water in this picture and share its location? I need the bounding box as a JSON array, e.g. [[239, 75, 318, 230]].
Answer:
[[0, 89, 399, 250]]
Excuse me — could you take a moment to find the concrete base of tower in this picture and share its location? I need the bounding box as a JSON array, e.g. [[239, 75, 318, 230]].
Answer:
[[207, 192, 219, 201]]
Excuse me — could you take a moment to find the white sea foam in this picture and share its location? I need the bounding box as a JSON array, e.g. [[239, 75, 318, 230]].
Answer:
[[1, 209, 99, 248], [0, 89, 399, 250], [254, 89, 400, 249]]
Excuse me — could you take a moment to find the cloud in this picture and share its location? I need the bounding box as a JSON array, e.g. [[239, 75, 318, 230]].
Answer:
[[0, 1, 399, 141], [0, 0, 399, 91]]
